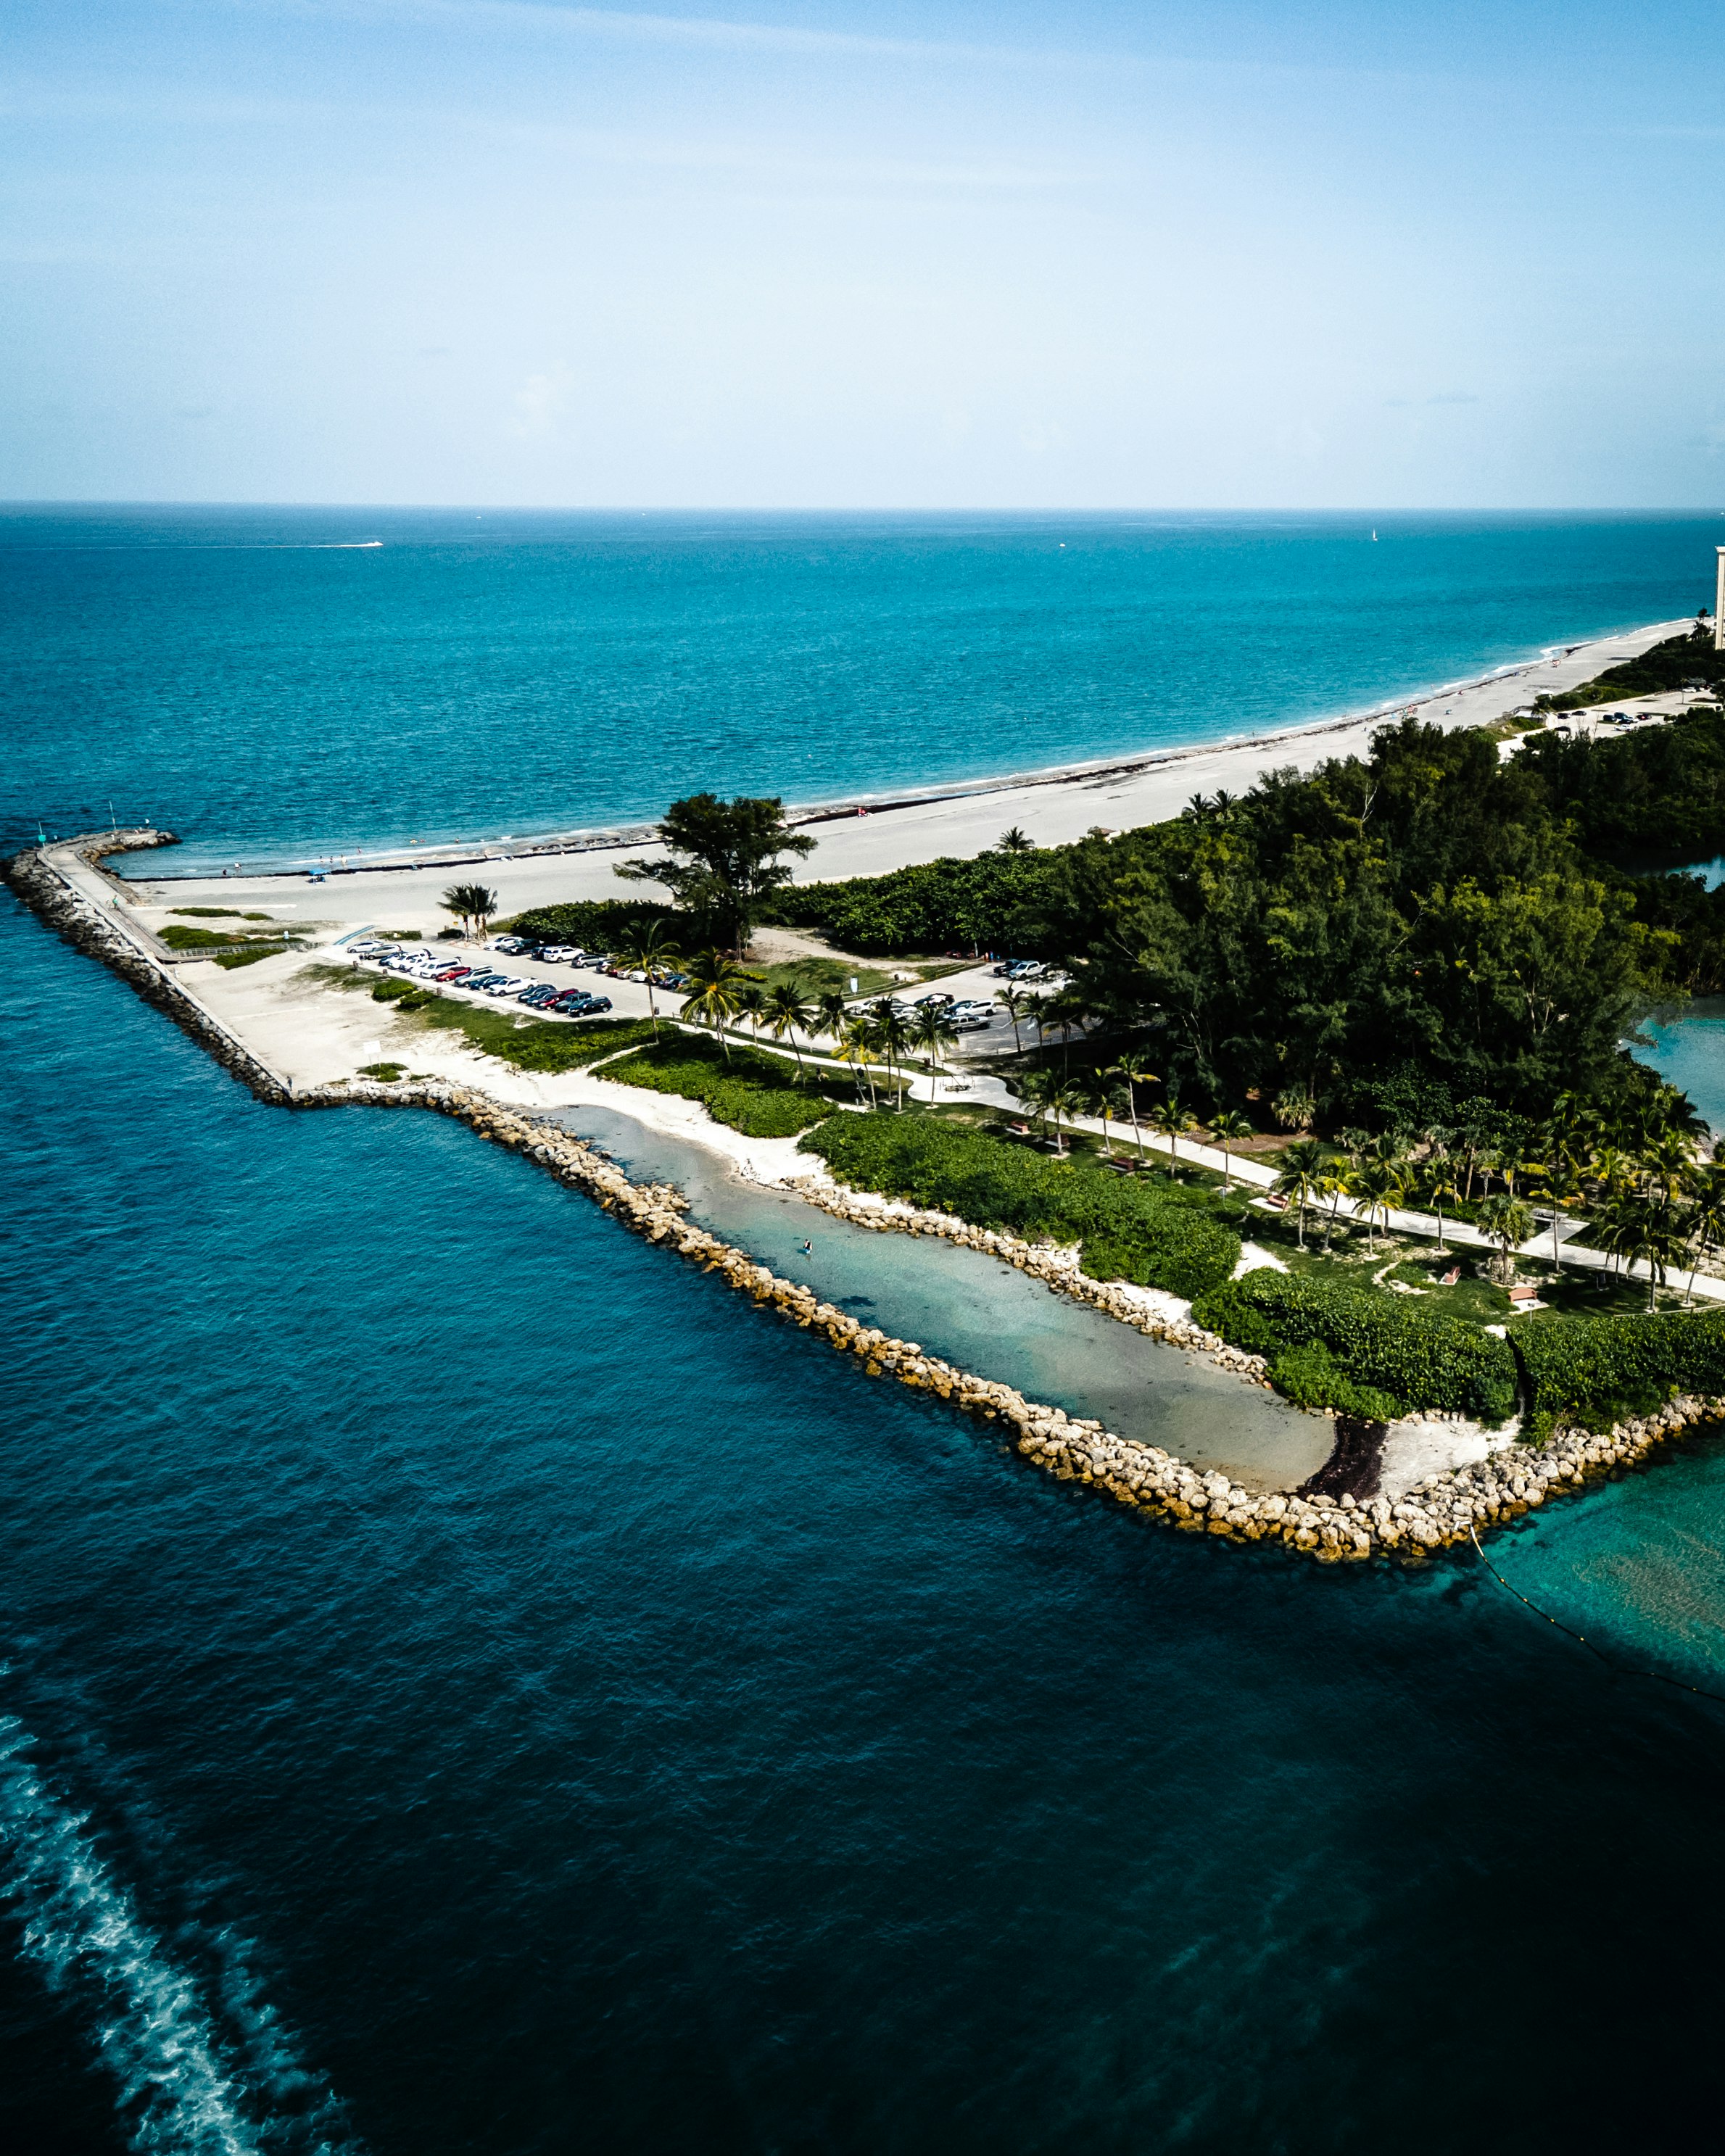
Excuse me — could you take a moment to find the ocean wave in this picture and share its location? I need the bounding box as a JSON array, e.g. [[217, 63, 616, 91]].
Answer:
[[0, 1717, 359, 2156]]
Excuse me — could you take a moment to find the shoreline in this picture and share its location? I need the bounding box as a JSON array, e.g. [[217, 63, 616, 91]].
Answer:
[[10, 824, 1723, 1566], [114, 613, 1692, 892]]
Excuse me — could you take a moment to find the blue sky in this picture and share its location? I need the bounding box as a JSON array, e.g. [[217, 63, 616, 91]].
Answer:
[[4, 0, 1723, 506]]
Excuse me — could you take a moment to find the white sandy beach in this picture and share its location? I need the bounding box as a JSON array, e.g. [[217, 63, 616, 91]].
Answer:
[[116, 615, 1693, 924]]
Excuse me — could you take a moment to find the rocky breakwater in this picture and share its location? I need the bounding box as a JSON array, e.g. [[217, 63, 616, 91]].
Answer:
[[2, 831, 296, 1102]]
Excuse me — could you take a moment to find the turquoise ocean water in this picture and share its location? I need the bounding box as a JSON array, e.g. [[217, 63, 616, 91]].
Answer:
[[6, 510, 1725, 2154]]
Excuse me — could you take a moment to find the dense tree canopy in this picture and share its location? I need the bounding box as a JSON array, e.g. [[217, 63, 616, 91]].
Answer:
[[617, 793, 814, 952], [1035, 719, 1667, 1120]]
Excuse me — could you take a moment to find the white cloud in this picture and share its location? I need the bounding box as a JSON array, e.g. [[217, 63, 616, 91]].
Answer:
[[510, 365, 574, 437]]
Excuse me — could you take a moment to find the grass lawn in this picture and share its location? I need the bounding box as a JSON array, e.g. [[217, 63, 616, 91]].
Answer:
[[745, 955, 903, 1000]]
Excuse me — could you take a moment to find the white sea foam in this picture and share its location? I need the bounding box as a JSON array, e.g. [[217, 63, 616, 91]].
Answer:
[[0, 1717, 357, 2156]]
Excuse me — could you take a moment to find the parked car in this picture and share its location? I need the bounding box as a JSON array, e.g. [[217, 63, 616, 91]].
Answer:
[[484, 975, 532, 996], [582, 995, 613, 1013], [431, 964, 472, 982], [913, 992, 954, 1009], [491, 936, 527, 954], [458, 971, 506, 992]]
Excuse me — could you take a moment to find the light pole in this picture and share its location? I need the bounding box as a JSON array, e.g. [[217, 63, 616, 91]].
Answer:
[[1716, 547, 1724, 653]]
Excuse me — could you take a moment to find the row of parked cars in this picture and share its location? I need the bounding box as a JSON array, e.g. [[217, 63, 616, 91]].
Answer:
[[489, 935, 690, 989], [990, 958, 1054, 982], [347, 940, 613, 1016], [887, 990, 996, 1035]]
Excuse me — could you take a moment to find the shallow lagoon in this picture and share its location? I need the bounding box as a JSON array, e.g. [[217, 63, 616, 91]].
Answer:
[[554, 1102, 1333, 1491]]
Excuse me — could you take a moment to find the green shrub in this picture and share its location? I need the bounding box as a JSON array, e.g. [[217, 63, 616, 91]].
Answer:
[[161, 923, 258, 950], [1514, 1308, 1725, 1428], [502, 898, 679, 952], [798, 1114, 1241, 1300], [608, 1037, 838, 1137], [1267, 1342, 1404, 1422], [1193, 1270, 1517, 1422], [210, 945, 282, 969]]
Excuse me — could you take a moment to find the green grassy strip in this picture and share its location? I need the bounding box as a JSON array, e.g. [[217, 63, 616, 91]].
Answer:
[[211, 945, 284, 969], [605, 1036, 840, 1137], [161, 924, 274, 950], [798, 1112, 1240, 1300]]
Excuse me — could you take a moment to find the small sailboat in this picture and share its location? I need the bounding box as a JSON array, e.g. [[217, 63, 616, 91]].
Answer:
[[1370, 528, 1378, 542]]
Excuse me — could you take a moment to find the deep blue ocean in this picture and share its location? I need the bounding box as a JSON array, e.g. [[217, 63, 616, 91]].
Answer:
[[7, 510, 1725, 2155]]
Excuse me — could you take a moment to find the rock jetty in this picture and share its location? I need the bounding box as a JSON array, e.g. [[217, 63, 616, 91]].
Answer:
[[7, 830, 1721, 1566]]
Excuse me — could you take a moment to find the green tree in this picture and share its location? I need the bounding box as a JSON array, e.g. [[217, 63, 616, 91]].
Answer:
[[1418, 1141, 1458, 1253], [996, 826, 1035, 854], [1046, 1079, 1086, 1156], [1208, 1107, 1253, 1192], [612, 919, 682, 1039], [765, 981, 815, 1071], [908, 1003, 959, 1102], [993, 984, 1030, 1051], [815, 987, 851, 1045], [1527, 1157, 1583, 1269], [678, 950, 756, 1061], [1346, 1157, 1397, 1253], [1683, 1164, 1725, 1305], [441, 882, 500, 941], [1151, 1095, 1194, 1179], [1476, 1193, 1535, 1282], [866, 998, 911, 1108], [1273, 1137, 1326, 1250], [736, 982, 768, 1045], [617, 793, 815, 953], [838, 1015, 880, 1108]]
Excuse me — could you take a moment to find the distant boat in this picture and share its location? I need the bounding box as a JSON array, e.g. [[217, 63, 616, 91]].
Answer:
[[1371, 529, 1378, 542]]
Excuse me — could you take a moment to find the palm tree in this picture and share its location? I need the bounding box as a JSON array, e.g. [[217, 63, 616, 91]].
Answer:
[[1151, 1095, 1192, 1179], [1346, 1157, 1397, 1253], [612, 920, 682, 1039], [1422, 1148, 1460, 1255], [1610, 1197, 1687, 1312], [764, 981, 814, 1071], [1118, 1064, 1158, 1161], [1476, 1194, 1535, 1284], [1273, 1138, 1325, 1250], [1089, 1079, 1128, 1156], [1682, 1164, 1725, 1305], [867, 998, 911, 1109], [1208, 1107, 1252, 1192], [908, 1004, 958, 1102], [678, 950, 754, 1061], [1527, 1158, 1582, 1269], [1317, 1167, 1349, 1253], [996, 826, 1035, 853], [993, 984, 1030, 1052], [441, 882, 500, 940], [1040, 984, 1090, 1073], [815, 986, 850, 1046], [838, 1015, 879, 1108], [1047, 1080, 1086, 1156], [1017, 1066, 1057, 1145], [736, 982, 768, 1045]]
